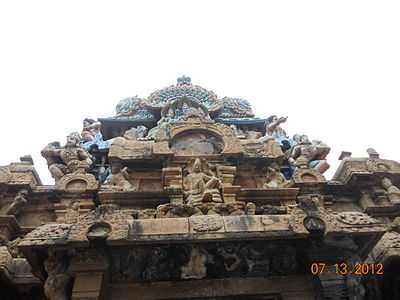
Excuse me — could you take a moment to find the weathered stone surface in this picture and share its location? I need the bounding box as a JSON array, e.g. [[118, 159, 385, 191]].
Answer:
[[130, 218, 189, 236], [2, 77, 399, 300]]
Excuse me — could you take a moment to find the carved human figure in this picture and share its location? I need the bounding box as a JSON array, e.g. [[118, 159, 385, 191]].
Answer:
[[265, 115, 292, 149], [264, 163, 292, 188], [382, 177, 400, 205], [81, 118, 101, 142], [183, 158, 222, 205], [5, 189, 28, 217], [41, 132, 93, 182], [103, 165, 137, 191], [289, 135, 330, 174], [44, 253, 71, 300]]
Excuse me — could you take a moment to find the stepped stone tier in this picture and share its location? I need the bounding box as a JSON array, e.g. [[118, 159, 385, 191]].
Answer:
[[0, 77, 399, 300]]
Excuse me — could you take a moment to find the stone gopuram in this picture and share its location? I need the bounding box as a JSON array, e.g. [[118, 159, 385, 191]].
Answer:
[[1, 77, 399, 299]]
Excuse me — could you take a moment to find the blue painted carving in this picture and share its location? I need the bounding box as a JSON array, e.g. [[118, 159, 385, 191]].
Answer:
[[115, 96, 155, 120], [82, 132, 110, 150]]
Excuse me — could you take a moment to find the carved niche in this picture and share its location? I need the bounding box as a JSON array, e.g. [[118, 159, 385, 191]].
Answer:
[[167, 123, 243, 156], [55, 173, 98, 193], [171, 130, 224, 156]]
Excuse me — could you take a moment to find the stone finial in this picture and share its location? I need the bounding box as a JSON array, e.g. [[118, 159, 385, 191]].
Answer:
[[366, 148, 380, 159], [177, 75, 191, 86], [338, 151, 352, 160]]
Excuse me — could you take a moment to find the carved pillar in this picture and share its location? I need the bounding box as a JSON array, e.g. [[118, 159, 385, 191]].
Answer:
[[216, 165, 240, 203], [162, 167, 183, 204], [44, 250, 72, 300], [69, 250, 109, 300]]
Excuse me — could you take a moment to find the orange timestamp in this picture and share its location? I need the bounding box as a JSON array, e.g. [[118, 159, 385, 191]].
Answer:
[[310, 262, 384, 276]]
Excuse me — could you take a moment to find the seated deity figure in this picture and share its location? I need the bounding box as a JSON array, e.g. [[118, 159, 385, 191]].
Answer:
[[183, 158, 223, 205], [289, 135, 330, 174], [382, 177, 400, 205], [5, 189, 28, 216], [265, 115, 292, 150], [41, 132, 93, 182], [264, 163, 292, 188]]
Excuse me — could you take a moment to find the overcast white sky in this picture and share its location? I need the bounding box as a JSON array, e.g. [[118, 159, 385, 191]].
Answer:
[[0, 1, 399, 184]]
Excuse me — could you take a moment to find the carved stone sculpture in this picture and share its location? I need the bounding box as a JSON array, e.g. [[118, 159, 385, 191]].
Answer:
[[183, 158, 222, 205], [115, 96, 154, 119], [44, 252, 71, 300], [264, 163, 292, 188], [181, 246, 208, 279], [217, 243, 242, 272], [81, 118, 101, 142], [289, 134, 330, 174], [81, 118, 110, 150], [41, 132, 93, 182], [123, 125, 148, 140], [103, 165, 137, 191], [218, 97, 255, 118], [5, 189, 28, 217], [230, 124, 246, 139], [0, 166, 11, 184], [159, 97, 211, 124], [265, 115, 291, 149], [382, 177, 400, 205], [156, 203, 202, 218]]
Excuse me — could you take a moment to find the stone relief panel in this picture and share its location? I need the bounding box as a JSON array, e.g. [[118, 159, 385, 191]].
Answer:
[[110, 241, 299, 283]]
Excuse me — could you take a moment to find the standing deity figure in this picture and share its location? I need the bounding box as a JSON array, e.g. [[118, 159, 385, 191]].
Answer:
[[183, 158, 223, 205], [382, 177, 400, 205], [289, 135, 330, 174], [41, 132, 93, 182], [81, 118, 101, 142], [265, 115, 292, 150]]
